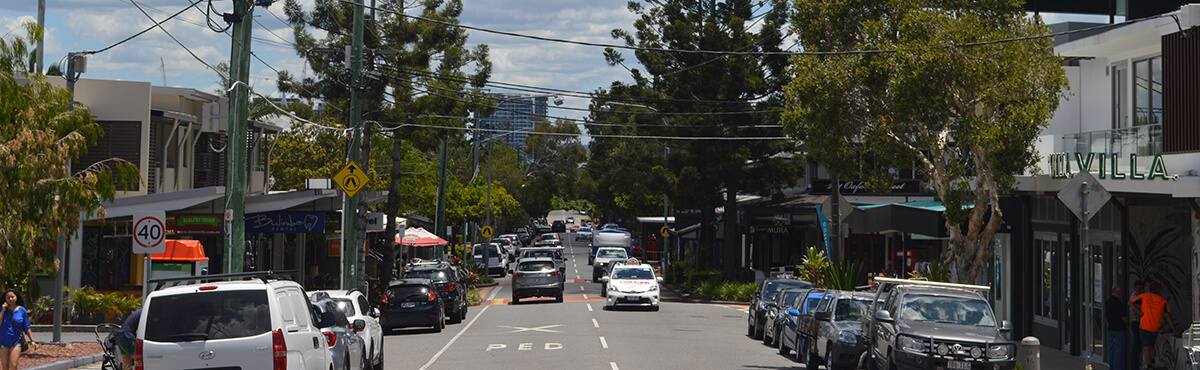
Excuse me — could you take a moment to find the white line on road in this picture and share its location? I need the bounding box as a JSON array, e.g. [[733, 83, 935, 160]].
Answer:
[[600, 336, 608, 349], [610, 362, 619, 370], [587, 304, 593, 312], [592, 318, 599, 328], [580, 285, 585, 291], [574, 269, 578, 274], [419, 285, 503, 370], [583, 294, 589, 299]]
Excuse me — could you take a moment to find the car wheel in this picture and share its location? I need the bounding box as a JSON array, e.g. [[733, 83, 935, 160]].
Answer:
[[512, 295, 520, 304], [449, 308, 462, 324], [762, 325, 773, 346], [434, 315, 444, 332], [809, 347, 821, 369], [650, 305, 659, 311], [556, 293, 563, 302], [826, 345, 843, 370], [752, 321, 763, 340], [747, 321, 755, 337], [794, 333, 805, 363], [373, 348, 383, 370], [887, 349, 899, 370], [778, 335, 790, 356]]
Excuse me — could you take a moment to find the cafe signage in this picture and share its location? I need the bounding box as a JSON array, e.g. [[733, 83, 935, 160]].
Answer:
[[1048, 152, 1179, 180]]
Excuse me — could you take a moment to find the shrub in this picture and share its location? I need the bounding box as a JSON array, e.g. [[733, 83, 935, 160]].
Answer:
[[686, 270, 723, 291], [716, 282, 756, 302], [696, 280, 722, 300], [466, 287, 482, 306]]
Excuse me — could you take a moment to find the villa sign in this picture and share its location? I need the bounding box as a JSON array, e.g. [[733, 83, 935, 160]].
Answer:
[[1048, 152, 1179, 180]]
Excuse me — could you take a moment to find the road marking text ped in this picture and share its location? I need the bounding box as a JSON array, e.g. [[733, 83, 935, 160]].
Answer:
[[486, 343, 563, 351]]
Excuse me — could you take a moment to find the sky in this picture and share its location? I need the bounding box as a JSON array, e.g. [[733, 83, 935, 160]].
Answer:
[[3, 0, 1112, 125]]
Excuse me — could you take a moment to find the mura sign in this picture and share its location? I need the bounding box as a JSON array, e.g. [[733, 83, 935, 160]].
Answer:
[[1048, 152, 1179, 180]]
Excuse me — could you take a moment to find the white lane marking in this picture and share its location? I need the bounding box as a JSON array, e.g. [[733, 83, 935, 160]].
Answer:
[[583, 294, 589, 299], [592, 318, 599, 328], [610, 362, 619, 370], [574, 269, 578, 274], [499, 324, 562, 333], [600, 336, 608, 349], [419, 281, 504, 369], [580, 286, 585, 291], [587, 304, 593, 312]]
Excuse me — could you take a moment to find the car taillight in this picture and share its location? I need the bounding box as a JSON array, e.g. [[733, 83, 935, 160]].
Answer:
[[323, 332, 337, 347], [133, 339, 143, 370], [514, 272, 524, 278], [198, 286, 218, 291], [428, 291, 437, 301], [272, 329, 286, 370], [551, 270, 560, 276], [382, 294, 389, 304], [438, 285, 455, 292]]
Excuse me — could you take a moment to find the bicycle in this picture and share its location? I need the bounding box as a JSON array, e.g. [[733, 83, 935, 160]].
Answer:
[[94, 323, 123, 370]]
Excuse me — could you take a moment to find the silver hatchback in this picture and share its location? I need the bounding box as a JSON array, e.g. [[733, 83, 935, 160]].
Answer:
[[511, 258, 564, 303]]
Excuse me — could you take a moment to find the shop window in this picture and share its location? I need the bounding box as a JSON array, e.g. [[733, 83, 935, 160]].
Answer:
[[1036, 238, 1057, 320]]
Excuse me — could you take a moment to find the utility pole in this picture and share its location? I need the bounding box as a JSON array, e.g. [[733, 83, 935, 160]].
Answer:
[[225, 0, 254, 274], [342, 0, 365, 290], [435, 140, 448, 240], [36, 0, 45, 73], [55, 52, 86, 345]]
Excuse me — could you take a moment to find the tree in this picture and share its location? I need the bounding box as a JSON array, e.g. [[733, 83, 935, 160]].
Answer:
[[783, 0, 1068, 283], [519, 120, 587, 218], [0, 24, 138, 293], [600, 0, 799, 276]]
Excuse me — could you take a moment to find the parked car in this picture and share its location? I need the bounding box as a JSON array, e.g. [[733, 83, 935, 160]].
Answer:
[[535, 233, 564, 249], [494, 237, 517, 260], [313, 289, 385, 370], [471, 243, 509, 277], [511, 258, 565, 303], [498, 234, 524, 255], [806, 290, 873, 370], [763, 287, 810, 347], [749, 278, 814, 340], [778, 288, 828, 363], [552, 220, 566, 232], [864, 278, 1016, 370], [517, 247, 568, 279], [310, 294, 367, 370], [380, 278, 445, 333], [138, 272, 332, 370], [601, 263, 662, 310], [401, 262, 469, 323], [567, 216, 575, 224], [575, 227, 593, 241], [591, 247, 629, 282]]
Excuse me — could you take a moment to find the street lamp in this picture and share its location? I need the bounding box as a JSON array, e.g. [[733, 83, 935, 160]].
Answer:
[[603, 102, 670, 268]]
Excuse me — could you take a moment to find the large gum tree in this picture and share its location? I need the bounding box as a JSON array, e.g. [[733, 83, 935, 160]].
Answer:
[[783, 0, 1068, 283]]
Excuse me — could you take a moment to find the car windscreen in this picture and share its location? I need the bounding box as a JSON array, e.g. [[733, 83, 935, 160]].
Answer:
[[403, 270, 449, 283], [778, 290, 805, 306], [803, 294, 824, 313], [472, 246, 501, 256], [899, 295, 997, 327], [387, 285, 431, 301], [332, 298, 356, 317], [597, 249, 627, 258], [764, 280, 811, 301], [523, 250, 555, 259], [834, 298, 871, 322], [519, 261, 556, 271], [611, 268, 654, 280], [144, 290, 271, 342], [578, 227, 591, 232]]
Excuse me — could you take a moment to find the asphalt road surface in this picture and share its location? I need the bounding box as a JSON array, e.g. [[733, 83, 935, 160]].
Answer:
[[381, 233, 811, 370]]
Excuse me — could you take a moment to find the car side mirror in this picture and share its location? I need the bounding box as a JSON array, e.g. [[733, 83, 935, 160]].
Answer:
[[600, 276, 610, 283], [372, 308, 380, 318], [1000, 320, 1013, 333], [353, 319, 366, 331], [787, 309, 799, 316], [815, 311, 831, 322], [656, 277, 664, 283], [874, 310, 893, 323]]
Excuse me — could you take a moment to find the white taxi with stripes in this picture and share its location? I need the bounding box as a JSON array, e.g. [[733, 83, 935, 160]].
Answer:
[[601, 262, 662, 310]]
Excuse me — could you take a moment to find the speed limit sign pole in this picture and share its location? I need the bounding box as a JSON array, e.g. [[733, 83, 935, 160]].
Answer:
[[133, 211, 167, 298]]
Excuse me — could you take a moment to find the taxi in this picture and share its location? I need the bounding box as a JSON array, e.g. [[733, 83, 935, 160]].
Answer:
[[601, 261, 661, 311]]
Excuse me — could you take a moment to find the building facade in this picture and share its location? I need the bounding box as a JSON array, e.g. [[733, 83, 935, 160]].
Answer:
[[475, 93, 549, 154]]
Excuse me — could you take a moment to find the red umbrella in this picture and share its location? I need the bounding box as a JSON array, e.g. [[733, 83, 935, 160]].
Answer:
[[396, 227, 448, 247]]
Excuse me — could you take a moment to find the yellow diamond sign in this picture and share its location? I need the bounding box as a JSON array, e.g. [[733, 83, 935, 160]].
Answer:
[[334, 160, 369, 197]]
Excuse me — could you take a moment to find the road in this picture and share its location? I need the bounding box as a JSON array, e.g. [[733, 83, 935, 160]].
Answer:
[[381, 232, 810, 370]]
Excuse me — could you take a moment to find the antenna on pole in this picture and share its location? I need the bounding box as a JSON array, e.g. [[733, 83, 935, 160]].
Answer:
[[160, 57, 167, 86]]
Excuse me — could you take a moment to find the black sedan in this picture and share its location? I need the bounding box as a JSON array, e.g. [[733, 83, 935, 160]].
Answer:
[[380, 278, 445, 332], [748, 278, 814, 340]]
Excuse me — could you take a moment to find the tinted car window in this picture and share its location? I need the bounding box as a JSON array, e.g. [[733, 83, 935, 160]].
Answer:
[[778, 290, 804, 307], [804, 294, 824, 313], [523, 250, 556, 259], [899, 295, 997, 326], [763, 281, 812, 301], [519, 261, 556, 271], [473, 245, 502, 256], [835, 298, 871, 322], [404, 270, 449, 283], [597, 249, 627, 258], [145, 290, 271, 342], [611, 268, 654, 280], [388, 285, 431, 301], [332, 298, 356, 317]]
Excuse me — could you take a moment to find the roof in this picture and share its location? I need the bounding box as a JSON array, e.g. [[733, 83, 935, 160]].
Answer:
[[388, 278, 434, 287], [150, 240, 208, 261]]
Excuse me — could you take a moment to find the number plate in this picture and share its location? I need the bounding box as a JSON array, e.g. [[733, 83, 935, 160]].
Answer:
[[402, 302, 416, 308], [947, 360, 971, 370]]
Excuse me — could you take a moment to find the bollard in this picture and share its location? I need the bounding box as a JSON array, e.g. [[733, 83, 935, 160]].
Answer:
[[1019, 336, 1040, 370]]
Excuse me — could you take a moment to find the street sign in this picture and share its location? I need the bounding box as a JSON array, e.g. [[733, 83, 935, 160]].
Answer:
[[660, 225, 670, 237], [820, 192, 854, 222], [333, 160, 369, 197], [481, 225, 494, 239], [1057, 171, 1111, 222], [132, 210, 166, 254]]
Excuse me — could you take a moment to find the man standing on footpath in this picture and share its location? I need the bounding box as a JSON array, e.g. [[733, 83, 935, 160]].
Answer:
[[1130, 280, 1179, 370], [1105, 284, 1128, 370]]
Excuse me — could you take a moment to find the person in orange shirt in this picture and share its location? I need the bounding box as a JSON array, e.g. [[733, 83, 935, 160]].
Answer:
[[1129, 281, 1179, 369]]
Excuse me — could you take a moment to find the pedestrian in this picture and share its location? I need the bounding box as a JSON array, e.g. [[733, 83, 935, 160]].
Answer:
[[1130, 280, 1144, 368], [1105, 284, 1128, 370], [1130, 280, 1179, 370], [0, 289, 37, 370], [116, 308, 142, 370]]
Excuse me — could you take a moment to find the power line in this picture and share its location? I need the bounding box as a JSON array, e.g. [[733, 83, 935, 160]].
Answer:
[[372, 119, 791, 141], [84, 0, 205, 54]]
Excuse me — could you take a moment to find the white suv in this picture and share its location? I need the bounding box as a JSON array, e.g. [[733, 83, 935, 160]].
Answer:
[[137, 272, 332, 370], [315, 289, 384, 370]]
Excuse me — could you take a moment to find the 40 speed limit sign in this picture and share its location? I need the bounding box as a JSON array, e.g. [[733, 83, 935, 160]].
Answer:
[[132, 210, 167, 254]]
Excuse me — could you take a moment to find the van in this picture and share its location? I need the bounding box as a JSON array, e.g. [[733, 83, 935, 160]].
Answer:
[[136, 272, 332, 370]]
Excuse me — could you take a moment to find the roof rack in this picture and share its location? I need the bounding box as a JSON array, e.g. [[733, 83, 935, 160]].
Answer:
[[147, 270, 298, 291], [875, 277, 990, 292]]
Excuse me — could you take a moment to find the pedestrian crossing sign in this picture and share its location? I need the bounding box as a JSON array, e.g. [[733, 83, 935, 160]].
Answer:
[[334, 160, 368, 197]]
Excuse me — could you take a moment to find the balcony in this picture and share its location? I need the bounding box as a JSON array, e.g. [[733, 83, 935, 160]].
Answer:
[[1061, 124, 1162, 157]]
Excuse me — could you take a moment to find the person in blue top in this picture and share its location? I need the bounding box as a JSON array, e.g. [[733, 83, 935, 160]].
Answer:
[[0, 289, 36, 370]]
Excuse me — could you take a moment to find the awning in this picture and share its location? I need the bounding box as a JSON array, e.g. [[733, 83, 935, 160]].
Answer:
[[246, 189, 339, 214], [635, 216, 675, 224], [94, 187, 225, 220], [852, 201, 964, 238]]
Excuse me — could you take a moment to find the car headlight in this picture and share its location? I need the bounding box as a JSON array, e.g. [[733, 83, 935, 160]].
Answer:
[[935, 344, 950, 356], [608, 284, 618, 292], [838, 331, 857, 344], [987, 344, 1012, 359], [898, 336, 928, 354], [969, 346, 983, 358], [649, 285, 658, 291]]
